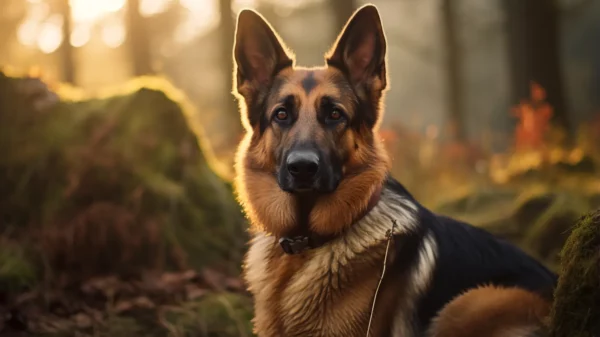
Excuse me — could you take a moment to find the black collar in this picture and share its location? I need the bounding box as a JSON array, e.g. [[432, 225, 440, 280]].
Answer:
[[279, 185, 384, 255], [278, 234, 331, 255]]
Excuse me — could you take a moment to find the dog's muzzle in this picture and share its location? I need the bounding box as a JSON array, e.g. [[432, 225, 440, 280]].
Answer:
[[278, 146, 340, 193], [286, 150, 320, 186]]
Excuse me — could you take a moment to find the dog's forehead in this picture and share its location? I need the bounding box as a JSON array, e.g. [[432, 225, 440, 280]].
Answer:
[[273, 67, 348, 102]]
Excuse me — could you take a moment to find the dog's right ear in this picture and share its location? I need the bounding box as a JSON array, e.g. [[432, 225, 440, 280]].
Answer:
[[233, 10, 293, 127], [326, 5, 387, 91]]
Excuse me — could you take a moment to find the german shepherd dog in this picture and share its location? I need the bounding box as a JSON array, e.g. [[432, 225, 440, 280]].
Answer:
[[232, 4, 557, 337]]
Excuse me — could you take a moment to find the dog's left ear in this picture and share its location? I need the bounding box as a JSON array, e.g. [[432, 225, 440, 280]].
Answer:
[[233, 9, 293, 128], [326, 5, 387, 91]]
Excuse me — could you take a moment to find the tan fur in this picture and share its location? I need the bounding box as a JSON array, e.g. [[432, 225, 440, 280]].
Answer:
[[232, 5, 425, 336], [232, 5, 551, 337], [243, 190, 422, 337], [234, 64, 390, 237], [233, 4, 391, 237], [428, 285, 551, 337]]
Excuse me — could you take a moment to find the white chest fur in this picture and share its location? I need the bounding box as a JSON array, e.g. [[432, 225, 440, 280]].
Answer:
[[244, 189, 437, 337]]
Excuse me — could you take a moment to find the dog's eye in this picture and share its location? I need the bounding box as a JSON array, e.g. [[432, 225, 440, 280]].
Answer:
[[325, 108, 345, 123], [329, 109, 342, 121], [275, 108, 289, 121]]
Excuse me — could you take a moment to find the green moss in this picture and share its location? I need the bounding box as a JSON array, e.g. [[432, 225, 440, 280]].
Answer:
[[162, 292, 255, 337], [0, 73, 246, 282], [549, 210, 600, 337], [96, 316, 148, 337], [0, 243, 37, 292]]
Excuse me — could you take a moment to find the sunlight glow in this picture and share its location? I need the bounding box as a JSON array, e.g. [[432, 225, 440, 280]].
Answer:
[[173, 19, 197, 44], [175, 0, 219, 43], [140, 0, 172, 17], [263, 0, 324, 10], [101, 18, 127, 48], [179, 0, 213, 12], [37, 14, 64, 54], [69, 0, 126, 23], [233, 0, 258, 12], [18, 0, 223, 51], [29, 1, 51, 20], [70, 23, 91, 48], [17, 0, 51, 47], [17, 19, 40, 47]]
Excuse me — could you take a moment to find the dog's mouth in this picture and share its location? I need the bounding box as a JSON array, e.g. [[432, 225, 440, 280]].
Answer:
[[277, 171, 340, 195], [289, 184, 314, 193]]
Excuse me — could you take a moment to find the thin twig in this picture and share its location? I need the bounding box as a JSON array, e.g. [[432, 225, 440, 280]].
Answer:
[[366, 220, 397, 337]]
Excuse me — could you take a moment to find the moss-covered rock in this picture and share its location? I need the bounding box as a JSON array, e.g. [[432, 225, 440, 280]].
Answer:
[[0, 72, 246, 284], [435, 185, 599, 268], [0, 72, 253, 336], [549, 209, 600, 337]]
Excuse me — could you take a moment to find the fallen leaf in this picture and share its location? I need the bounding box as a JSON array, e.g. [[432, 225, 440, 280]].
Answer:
[[224, 277, 245, 292], [132, 296, 155, 309], [185, 285, 208, 301], [72, 313, 93, 329], [201, 269, 226, 291]]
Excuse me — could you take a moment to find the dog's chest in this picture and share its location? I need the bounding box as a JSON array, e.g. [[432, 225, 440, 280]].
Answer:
[[244, 235, 387, 337]]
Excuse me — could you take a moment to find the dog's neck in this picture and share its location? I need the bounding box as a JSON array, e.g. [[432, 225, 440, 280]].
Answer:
[[279, 184, 384, 255]]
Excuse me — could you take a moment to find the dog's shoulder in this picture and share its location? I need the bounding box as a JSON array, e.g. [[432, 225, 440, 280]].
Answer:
[[383, 176, 557, 333], [414, 209, 557, 332]]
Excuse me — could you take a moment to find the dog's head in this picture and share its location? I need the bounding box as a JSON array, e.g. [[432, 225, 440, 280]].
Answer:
[[233, 5, 390, 235]]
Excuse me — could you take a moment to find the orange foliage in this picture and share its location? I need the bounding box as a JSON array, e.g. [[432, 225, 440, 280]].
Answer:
[[379, 123, 486, 171], [511, 82, 553, 151], [440, 141, 487, 167]]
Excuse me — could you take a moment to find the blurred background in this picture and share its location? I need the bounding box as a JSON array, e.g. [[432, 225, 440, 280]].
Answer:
[[0, 0, 599, 336]]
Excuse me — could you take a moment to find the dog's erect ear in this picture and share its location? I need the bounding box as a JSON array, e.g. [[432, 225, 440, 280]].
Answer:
[[233, 9, 292, 98], [233, 9, 293, 128], [326, 5, 387, 90]]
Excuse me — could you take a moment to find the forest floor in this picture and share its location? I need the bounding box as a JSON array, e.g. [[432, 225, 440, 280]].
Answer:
[[1, 268, 252, 337], [1, 72, 599, 337]]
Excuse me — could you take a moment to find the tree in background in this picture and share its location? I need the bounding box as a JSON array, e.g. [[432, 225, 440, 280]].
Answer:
[[441, 0, 465, 142], [218, 0, 241, 135], [502, 0, 570, 139], [126, 0, 153, 76], [57, 0, 75, 83], [329, 0, 356, 32]]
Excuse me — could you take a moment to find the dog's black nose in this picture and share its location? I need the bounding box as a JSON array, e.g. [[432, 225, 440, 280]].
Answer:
[[287, 150, 319, 180]]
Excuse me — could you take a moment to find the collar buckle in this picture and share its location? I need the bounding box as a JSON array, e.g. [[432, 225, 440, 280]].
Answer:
[[279, 236, 310, 255]]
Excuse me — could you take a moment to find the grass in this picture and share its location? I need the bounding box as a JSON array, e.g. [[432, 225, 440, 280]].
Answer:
[[160, 293, 255, 337]]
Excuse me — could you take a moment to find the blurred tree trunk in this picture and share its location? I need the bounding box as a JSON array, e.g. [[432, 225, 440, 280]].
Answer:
[[218, 0, 237, 116], [441, 0, 465, 141], [126, 0, 153, 76], [58, 0, 75, 84], [0, 1, 27, 55], [502, 0, 570, 137], [329, 0, 356, 32], [218, 0, 243, 141]]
